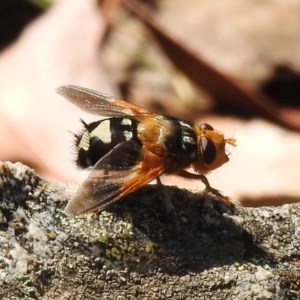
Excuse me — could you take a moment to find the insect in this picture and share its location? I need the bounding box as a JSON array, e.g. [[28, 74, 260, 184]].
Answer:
[[57, 85, 236, 215]]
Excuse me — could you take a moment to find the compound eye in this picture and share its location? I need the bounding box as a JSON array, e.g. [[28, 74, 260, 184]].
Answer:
[[200, 137, 217, 165], [200, 123, 214, 130]]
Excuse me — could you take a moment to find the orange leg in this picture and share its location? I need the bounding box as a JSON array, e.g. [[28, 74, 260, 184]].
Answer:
[[175, 169, 233, 205]]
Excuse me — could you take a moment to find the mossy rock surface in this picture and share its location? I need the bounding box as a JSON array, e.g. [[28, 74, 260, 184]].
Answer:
[[0, 161, 299, 299]]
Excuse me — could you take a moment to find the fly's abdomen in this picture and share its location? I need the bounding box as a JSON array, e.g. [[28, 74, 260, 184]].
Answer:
[[75, 118, 140, 169]]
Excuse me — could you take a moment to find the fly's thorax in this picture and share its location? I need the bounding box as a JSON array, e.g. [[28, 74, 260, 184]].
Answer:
[[137, 116, 197, 161], [193, 123, 231, 174], [75, 118, 140, 169]]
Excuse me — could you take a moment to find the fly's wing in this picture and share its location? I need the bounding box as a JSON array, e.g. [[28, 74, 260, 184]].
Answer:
[[56, 85, 150, 117], [65, 141, 166, 215]]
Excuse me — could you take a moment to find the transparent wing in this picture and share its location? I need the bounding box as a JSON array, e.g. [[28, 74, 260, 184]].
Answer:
[[56, 85, 150, 117], [65, 141, 166, 215]]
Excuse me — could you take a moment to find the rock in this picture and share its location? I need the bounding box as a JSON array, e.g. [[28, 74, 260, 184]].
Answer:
[[0, 161, 299, 299]]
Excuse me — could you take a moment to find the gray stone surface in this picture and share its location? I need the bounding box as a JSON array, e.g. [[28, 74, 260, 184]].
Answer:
[[0, 161, 299, 299]]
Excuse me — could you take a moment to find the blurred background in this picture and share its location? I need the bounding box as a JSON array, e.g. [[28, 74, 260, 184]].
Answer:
[[1, 0, 300, 206]]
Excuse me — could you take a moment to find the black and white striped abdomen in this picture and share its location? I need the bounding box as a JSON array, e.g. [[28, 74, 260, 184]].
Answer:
[[75, 117, 140, 169]]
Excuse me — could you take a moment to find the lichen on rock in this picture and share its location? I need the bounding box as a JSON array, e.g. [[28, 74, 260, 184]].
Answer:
[[0, 161, 299, 299]]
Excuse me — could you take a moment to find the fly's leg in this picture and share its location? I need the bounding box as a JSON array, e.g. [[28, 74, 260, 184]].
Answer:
[[175, 170, 233, 206]]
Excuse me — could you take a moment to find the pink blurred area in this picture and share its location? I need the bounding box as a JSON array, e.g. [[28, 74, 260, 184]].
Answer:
[[0, 0, 116, 183]]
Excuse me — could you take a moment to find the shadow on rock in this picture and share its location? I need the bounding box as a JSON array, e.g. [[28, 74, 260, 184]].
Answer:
[[83, 185, 276, 275]]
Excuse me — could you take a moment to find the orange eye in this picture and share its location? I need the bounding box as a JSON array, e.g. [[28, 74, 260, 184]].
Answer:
[[200, 137, 216, 165]]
